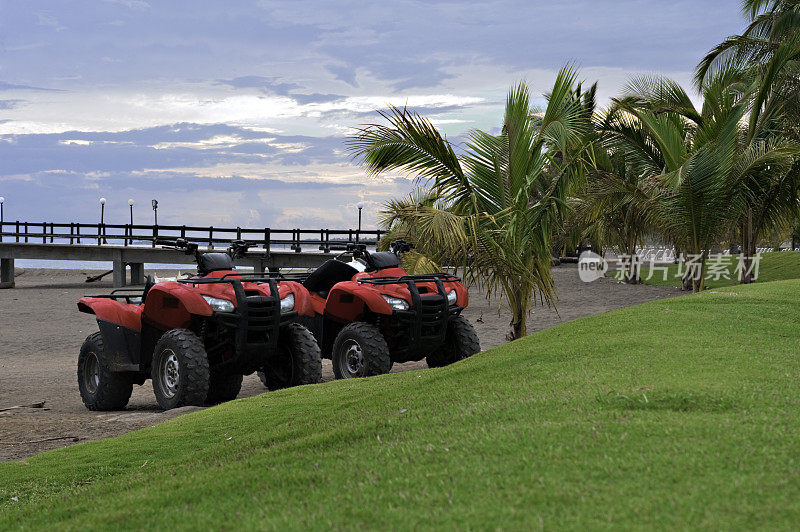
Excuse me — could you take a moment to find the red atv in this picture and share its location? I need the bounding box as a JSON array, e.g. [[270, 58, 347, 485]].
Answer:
[[76, 238, 321, 411], [300, 240, 480, 378]]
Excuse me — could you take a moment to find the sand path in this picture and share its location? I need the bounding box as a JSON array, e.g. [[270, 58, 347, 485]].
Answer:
[[0, 266, 678, 461]]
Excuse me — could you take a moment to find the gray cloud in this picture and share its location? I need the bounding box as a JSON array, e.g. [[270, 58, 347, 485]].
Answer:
[[0, 123, 349, 176], [0, 81, 64, 92], [216, 76, 301, 95], [216, 76, 346, 105], [0, 99, 24, 109]]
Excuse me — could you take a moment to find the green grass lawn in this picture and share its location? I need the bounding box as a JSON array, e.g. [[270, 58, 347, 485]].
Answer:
[[640, 250, 800, 288], [3, 281, 800, 529]]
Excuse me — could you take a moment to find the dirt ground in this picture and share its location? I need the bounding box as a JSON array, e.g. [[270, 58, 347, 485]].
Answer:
[[0, 266, 678, 461]]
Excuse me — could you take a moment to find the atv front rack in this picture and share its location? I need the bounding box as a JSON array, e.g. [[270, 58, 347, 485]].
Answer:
[[177, 274, 293, 372], [356, 273, 460, 285], [358, 273, 461, 359]]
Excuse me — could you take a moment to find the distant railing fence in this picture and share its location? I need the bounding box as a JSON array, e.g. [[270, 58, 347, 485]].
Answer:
[[0, 221, 383, 254]]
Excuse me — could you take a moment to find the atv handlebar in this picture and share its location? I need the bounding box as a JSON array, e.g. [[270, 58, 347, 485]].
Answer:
[[153, 237, 199, 254], [153, 237, 254, 259]]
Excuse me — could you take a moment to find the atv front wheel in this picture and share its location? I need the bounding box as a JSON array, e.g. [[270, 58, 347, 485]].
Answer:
[[258, 323, 322, 390], [151, 329, 210, 410], [77, 332, 133, 411], [206, 373, 243, 405], [426, 315, 480, 368], [331, 322, 392, 379]]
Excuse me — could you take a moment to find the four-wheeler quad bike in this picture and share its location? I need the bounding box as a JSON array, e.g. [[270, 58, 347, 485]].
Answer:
[[76, 238, 321, 411], [299, 240, 480, 379]]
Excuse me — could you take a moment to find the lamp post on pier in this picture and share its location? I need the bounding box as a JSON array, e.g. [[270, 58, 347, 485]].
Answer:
[[0, 196, 4, 223], [356, 201, 363, 242], [152, 199, 158, 226], [99, 198, 107, 243], [128, 199, 134, 225]]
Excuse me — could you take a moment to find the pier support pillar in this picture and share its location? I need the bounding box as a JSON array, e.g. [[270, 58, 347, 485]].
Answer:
[[129, 263, 145, 285], [112, 259, 126, 288], [0, 258, 14, 288]]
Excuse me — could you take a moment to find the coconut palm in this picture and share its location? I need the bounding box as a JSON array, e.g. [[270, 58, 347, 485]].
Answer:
[[571, 142, 659, 283], [605, 72, 800, 290], [697, 0, 800, 142], [348, 66, 590, 339], [696, 0, 800, 85]]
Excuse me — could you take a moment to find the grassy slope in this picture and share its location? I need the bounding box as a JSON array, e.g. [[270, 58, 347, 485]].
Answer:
[[2, 281, 800, 529], [641, 250, 800, 287]]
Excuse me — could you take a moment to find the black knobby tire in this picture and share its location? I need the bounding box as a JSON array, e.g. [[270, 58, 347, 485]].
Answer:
[[258, 323, 322, 390], [331, 322, 392, 379], [151, 329, 210, 410], [427, 315, 481, 368], [77, 332, 134, 411], [206, 373, 243, 405]]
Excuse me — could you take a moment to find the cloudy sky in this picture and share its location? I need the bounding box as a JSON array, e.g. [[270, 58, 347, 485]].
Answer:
[[0, 1, 745, 229]]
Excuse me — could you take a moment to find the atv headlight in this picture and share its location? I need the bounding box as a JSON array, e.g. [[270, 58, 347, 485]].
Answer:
[[447, 289, 457, 305], [202, 295, 235, 313], [382, 295, 410, 311], [280, 293, 295, 312]]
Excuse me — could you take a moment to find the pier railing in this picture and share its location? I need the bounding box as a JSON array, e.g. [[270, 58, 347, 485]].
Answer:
[[0, 221, 383, 254]]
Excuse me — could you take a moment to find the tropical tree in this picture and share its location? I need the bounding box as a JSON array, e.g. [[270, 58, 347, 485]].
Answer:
[[604, 72, 800, 290], [570, 143, 658, 283], [697, 1, 800, 281], [348, 67, 590, 339]]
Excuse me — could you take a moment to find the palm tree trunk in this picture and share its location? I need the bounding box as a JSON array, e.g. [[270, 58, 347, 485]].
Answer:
[[624, 231, 640, 284], [510, 319, 525, 340], [695, 251, 707, 292], [741, 209, 754, 284], [506, 282, 530, 340]]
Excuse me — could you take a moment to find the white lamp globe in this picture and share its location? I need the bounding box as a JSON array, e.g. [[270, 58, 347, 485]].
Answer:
[[128, 198, 134, 206], [99, 197, 106, 205], [0, 197, 4, 204], [357, 201, 364, 209]]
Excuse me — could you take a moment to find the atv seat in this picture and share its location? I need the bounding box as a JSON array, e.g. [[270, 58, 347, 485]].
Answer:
[[197, 253, 235, 275], [303, 260, 358, 297]]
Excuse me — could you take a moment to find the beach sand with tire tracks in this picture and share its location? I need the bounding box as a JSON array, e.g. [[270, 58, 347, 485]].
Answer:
[[0, 265, 678, 461]]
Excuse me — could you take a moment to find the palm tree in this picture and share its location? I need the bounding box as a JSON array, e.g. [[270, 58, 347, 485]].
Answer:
[[697, 1, 800, 144], [696, 1, 800, 86], [604, 72, 800, 290], [348, 67, 590, 339], [570, 143, 658, 283]]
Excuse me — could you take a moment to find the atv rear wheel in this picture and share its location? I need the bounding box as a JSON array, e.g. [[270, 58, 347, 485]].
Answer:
[[426, 315, 480, 368], [206, 373, 243, 405], [151, 329, 210, 410], [77, 332, 133, 411], [258, 323, 322, 390], [331, 322, 392, 379]]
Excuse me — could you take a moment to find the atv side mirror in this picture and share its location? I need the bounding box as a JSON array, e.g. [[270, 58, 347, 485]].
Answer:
[[346, 242, 367, 254], [390, 240, 414, 255], [227, 240, 251, 259]]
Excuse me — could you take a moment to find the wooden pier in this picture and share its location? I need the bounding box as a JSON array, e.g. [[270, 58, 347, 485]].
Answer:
[[0, 221, 382, 288]]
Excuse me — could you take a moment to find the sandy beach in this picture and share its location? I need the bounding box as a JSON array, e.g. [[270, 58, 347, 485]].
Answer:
[[0, 265, 678, 461]]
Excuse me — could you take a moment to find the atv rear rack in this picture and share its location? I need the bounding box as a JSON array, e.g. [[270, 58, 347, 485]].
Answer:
[[85, 287, 145, 304]]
